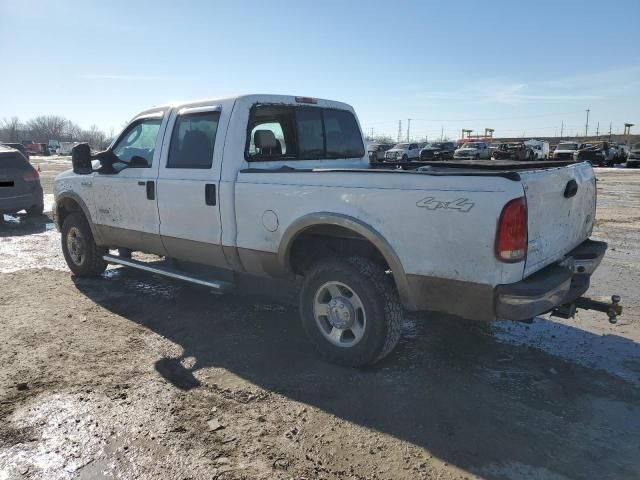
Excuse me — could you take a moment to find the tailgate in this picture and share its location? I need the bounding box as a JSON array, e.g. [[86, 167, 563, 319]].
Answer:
[[520, 162, 596, 276]]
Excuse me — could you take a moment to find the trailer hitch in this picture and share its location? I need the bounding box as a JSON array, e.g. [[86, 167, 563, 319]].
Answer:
[[552, 295, 622, 323]]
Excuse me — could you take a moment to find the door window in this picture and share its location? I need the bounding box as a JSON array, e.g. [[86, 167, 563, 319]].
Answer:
[[112, 118, 162, 167], [167, 111, 220, 169]]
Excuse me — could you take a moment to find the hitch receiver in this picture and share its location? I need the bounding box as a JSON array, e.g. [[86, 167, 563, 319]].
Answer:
[[552, 295, 622, 324]]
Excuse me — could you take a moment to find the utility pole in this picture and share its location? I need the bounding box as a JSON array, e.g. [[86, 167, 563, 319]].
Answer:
[[370, 127, 374, 139], [397, 120, 402, 143], [441, 126, 443, 141], [406, 119, 412, 142], [585, 108, 590, 138], [596, 122, 599, 138], [608, 122, 612, 142], [560, 120, 564, 139]]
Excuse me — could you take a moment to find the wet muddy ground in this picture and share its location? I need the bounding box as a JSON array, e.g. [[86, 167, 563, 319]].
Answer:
[[1, 157, 639, 479]]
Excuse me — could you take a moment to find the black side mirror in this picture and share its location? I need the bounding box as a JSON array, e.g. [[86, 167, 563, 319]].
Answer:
[[71, 143, 92, 175]]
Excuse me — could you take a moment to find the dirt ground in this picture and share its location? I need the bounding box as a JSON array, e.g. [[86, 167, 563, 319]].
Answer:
[[1, 157, 639, 480]]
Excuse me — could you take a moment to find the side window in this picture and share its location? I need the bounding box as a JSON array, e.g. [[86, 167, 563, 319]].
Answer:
[[296, 108, 324, 159], [167, 111, 220, 169], [245, 104, 364, 161], [112, 118, 162, 167], [247, 105, 297, 159], [324, 109, 364, 159]]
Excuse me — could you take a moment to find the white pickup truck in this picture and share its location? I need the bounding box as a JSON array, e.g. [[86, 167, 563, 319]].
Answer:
[[54, 94, 614, 366]]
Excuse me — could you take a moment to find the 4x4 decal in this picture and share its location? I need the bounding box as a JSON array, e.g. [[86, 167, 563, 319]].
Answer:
[[416, 197, 474, 212]]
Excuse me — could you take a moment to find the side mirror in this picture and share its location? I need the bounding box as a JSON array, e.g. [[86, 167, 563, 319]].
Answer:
[[71, 143, 93, 175]]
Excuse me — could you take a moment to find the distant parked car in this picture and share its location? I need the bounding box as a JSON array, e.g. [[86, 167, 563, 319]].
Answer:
[[552, 142, 580, 160], [48, 140, 61, 155], [39, 143, 50, 156], [0, 144, 44, 217], [0, 142, 29, 160], [626, 143, 640, 168], [21, 140, 43, 156], [419, 142, 456, 161], [488, 142, 501, 156], [58, 142, 77, 155], [524, 140, 550, 160], [492, 142, 531, 161], [367, 143, 392, 163], [574, 142, 613, 167], [453, 141, 490, 160], [384, 142, 420, 162]]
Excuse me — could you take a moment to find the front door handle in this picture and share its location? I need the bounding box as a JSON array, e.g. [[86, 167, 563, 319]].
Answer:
[[205, 184, 216, 206], [146, 180, 155, 200]]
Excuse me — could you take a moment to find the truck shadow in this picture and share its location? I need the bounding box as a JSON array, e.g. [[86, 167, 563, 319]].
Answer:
[[73, 267, 640, 480]]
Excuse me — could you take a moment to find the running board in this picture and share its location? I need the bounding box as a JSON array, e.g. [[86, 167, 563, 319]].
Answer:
[[103, 254, 234, 292]]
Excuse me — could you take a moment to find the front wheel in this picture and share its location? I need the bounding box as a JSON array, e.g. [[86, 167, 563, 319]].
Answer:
[[300, 256, 403, 367], [61, 212, 107, 277]]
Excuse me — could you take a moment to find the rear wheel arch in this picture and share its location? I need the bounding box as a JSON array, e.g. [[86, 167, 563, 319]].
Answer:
[[278, 213, 412, 308]]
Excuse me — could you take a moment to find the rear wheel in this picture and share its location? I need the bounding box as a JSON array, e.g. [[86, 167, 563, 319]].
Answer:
[[402, 154, 408, 162], [300, 256, 403, 367], [61, 212, 107, 277]]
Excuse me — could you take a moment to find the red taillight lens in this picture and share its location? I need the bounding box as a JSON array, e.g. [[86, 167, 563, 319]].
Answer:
[[496, 197, 527, 263], [23, 169, 39, 181]]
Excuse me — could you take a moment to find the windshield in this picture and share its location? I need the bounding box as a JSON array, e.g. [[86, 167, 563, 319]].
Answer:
[[426, 143, 446, 149], [633, 143, 640, 150], [557, 143, 579, 150], [463, 143, 480, 149], [392, 143, 409, 149]]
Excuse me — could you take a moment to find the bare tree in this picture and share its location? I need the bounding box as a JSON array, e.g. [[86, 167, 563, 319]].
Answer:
[[26, 115, 68, 142], [0, 116, 23, 142]]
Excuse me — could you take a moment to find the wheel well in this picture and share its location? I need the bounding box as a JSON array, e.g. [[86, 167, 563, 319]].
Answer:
[[289, 225, 389, 276], [56, 197, 84, 229]]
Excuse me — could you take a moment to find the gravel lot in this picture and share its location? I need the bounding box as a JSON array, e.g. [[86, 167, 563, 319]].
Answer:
[[1, 157, 639, 480]]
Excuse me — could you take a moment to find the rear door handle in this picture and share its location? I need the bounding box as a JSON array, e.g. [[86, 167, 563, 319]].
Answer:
[[146, 180, 155, 200], [205, 184, 216, 206]]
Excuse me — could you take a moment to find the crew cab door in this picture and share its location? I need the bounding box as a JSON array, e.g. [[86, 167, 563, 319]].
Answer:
[[91, 111, 167, 255], [155, 105, 227, 267]]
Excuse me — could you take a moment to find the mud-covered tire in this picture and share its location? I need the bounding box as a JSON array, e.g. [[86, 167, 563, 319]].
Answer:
[[299, 256, 403, 367], [61, 212, 107, 277], [26, 203, 44, 216]]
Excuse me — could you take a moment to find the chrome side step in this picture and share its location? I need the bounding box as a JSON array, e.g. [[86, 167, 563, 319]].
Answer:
[[103, 254, 234, 292]]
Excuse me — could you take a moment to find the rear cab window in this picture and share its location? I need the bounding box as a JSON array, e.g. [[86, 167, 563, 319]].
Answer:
[[246, 104, 364, 162]]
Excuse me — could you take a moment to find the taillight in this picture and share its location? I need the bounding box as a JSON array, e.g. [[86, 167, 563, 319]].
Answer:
[[496, 197, 527, 263], [23, 169, 39, 182]]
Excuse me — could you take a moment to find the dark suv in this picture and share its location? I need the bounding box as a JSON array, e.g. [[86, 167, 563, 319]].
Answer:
[[0, 145, 44, 217], [419, 142, 456, 161], [492, 142, 532, 161]]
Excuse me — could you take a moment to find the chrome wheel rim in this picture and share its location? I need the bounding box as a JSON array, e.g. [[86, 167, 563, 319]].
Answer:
[[66, 226, 86, 265], [313, 281, 366, 347]]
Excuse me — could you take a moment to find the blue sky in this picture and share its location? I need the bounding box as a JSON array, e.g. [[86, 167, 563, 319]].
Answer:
[[1, 0, 638, 140]]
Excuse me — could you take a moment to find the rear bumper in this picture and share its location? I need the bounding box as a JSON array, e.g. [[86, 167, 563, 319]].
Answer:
[[404, 239, 606, 321], [495, 239, 606, 320], [0, 186, 43, 214]]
